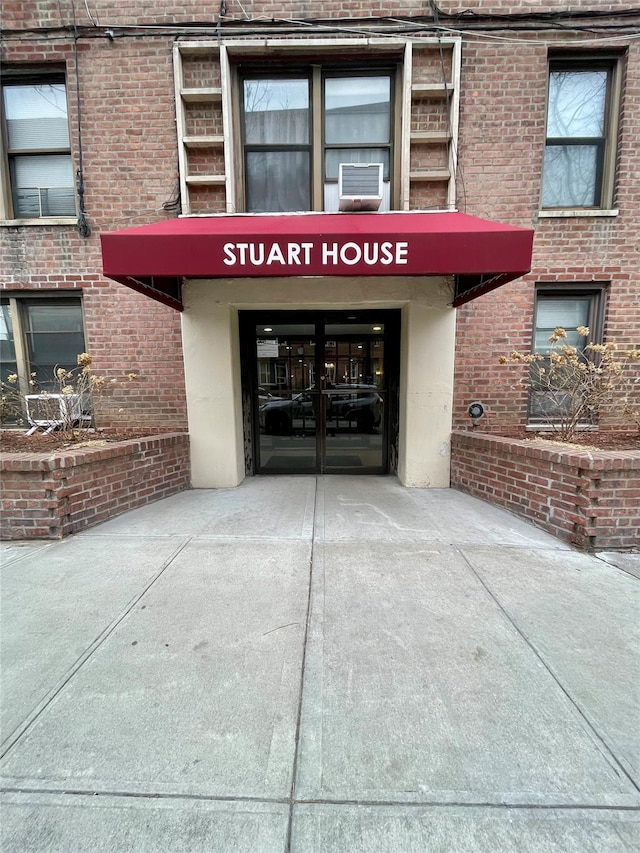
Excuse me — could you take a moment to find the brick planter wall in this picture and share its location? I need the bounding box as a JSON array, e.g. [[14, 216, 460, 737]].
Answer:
[[451, 431, 640, 551], [1, 434, 190, 540]]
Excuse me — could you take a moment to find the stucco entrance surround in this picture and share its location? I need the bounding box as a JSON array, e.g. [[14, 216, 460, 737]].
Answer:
[[181, 275, 455, 488], [100, 210, 534, 489]]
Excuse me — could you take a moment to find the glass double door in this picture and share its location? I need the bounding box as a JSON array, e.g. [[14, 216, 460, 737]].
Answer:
[[247, 311, 397, 474]]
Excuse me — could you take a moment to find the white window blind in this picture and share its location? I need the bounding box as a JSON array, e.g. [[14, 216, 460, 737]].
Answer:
[[535, 297, 591, 351], [3, 83, 75, 218]]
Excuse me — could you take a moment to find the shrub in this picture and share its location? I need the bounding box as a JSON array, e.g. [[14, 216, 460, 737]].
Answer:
[[1, 354, 138, 439], [499, 327, 640, 441]]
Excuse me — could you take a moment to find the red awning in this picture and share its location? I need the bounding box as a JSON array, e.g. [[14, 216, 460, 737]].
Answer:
[[100, 211, 534, 311]]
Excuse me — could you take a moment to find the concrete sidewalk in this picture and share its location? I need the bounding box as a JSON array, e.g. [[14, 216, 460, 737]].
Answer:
[[1, 477, 639, 851]]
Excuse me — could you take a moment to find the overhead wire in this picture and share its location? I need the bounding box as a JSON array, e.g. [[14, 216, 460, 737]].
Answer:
[[427, 26, 640, 46], [3, 7, 640, 46], [3, 26, 640, 47], [83, 0, 99, 27]]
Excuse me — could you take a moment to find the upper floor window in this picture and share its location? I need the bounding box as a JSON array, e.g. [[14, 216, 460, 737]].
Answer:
[[240, 67, 394, 213], [1, 75, 76, 220], [243, 77, 311, 212], [541, 59, 620, 210]]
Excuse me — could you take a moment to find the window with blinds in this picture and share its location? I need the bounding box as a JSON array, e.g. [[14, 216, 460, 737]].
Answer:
[[529, 286, 606, 422], [534, 296, 593, 353], [1, 296, 85, 389], [2, 81, 76, 219]]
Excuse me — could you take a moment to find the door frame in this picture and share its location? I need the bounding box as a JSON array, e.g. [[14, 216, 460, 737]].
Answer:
[[239, 309, 401, 475]]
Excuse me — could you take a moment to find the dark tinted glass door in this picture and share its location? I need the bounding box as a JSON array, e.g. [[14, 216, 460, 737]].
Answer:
[[246, 312, 396, 474], [321, 324, 385, 472], [255, 322, 317, 473]]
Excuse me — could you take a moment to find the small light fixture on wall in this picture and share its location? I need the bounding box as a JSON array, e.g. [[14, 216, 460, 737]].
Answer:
[[468, 401, 485, 428]]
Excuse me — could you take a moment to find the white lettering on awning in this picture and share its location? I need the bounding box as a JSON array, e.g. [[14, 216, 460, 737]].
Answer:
[[223, 240, 409, 268]]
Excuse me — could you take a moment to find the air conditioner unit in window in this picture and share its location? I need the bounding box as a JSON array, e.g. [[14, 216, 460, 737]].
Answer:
[[338, 163, 383, 212], [24, 393, 90, 435]]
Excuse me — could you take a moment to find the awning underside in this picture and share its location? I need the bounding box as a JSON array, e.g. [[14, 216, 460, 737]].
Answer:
[[100, 211, 534, 311]]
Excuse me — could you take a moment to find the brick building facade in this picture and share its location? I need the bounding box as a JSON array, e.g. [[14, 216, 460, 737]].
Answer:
[[1, 2, 638, 487]]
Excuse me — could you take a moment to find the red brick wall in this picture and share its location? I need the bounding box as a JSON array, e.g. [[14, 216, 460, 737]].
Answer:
[[2, 3, 639, 438], [0, 433, 190, 539], [453, 35, 640, 432], [0, 32, 187, 430], [451, 430, 640, 551]]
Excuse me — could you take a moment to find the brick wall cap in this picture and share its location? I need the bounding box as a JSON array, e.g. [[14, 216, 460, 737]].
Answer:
[[0, 432, 189, 472], [450, 430, 640, 470]]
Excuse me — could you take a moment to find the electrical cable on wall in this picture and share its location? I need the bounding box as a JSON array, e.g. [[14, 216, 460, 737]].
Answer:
[[83, 0, 99, 27], [5, 5, 640, 44], [217, 0, 227, 41], [161, 179, 182, 213], [5, 27, 640, 47], [70, 0, 91, 237]]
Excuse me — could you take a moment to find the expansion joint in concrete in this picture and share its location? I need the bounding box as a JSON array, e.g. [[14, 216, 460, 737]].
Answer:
[[454, 545, 640, 797], [285, 475, 320, 853], [0, 536, 194, 760]]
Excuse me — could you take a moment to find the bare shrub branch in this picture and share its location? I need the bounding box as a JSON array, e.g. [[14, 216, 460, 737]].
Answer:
[[499, 328, 640, 442]]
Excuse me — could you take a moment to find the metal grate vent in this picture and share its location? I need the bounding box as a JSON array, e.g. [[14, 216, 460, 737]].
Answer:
[[338, 163, 383, 211]]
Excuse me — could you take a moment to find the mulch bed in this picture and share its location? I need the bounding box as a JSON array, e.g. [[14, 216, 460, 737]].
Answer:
[[0, 428, 169, 453], [488, 429, 639, 452], [2, 427, 638, 454]]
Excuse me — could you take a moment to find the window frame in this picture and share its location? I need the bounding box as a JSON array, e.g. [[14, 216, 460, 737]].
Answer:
[[321, 69, 394, 184], [0, 294, 86, 399], [235, 61, 398, 213], [528, 284, 608, 425], [540, 55, 622, 213], [0, 66, 77, 224], [240, 72, 313, 214]]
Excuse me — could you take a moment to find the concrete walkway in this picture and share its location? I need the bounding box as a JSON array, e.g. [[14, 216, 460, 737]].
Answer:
[[1, 477, 639, 851]]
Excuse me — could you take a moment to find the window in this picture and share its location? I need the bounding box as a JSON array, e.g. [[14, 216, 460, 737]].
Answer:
[[243, 77, 311, 212], [323, 75, 392, 212], [541, 59, 620, 210], [239, 67, 394, 213], [0, 296, 85, 399], [1, 73, 76, 220], [257, 359, 288, 389], [529, 286, 606, 421], [0, 302, 17, 382]]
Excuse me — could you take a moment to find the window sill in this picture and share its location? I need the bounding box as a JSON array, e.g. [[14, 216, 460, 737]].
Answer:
[[537, 209, 618, 219], [526, 424, 597, 432], [0, 217, 78, 227]]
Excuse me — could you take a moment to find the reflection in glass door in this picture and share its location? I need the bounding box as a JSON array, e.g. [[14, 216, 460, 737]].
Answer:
[[245, 312, 397, 474], [256, 323, 318, 472], [321, 326, 385, 472]]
